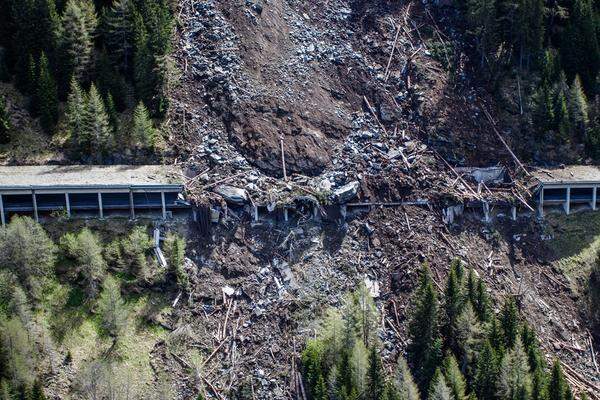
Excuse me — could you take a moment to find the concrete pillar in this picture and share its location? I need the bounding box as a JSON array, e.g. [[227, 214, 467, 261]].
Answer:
[[98, 193, 103, 218], [161, 192, 166, 220], [283, 208, 288, 222], [511, 205, 517, 221], [32, 191, 38, 222], [593, 187, 597, 211], [538, 188, 544, 218], [564, 187, 571, 215], [482, 201, 490, 223], [253, 205, 258, 222], [65, 193, 71, 217], [129, 190, 135, 219], [0, 194, 4, 226]]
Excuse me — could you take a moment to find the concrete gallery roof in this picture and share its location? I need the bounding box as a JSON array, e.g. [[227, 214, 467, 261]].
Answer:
[[532, 165, 600, 185], [0, 165, 184, 190]]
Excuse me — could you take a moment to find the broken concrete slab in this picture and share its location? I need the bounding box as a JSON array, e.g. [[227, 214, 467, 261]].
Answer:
[[214, 185, 248, 205], [333, 181, 360, 203]]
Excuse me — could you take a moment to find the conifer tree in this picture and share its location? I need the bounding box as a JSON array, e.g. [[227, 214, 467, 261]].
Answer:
[[496, 337, 532, 400], [132, 101, 155, 148], [444, 260, 464, 351], [407, 264, 442, 391], [393, 356, 420, 400], [36, 52, 59, 133], [132, 9, 153, 107], [555, 91, 571, 143], [350, 340, 369, 396], [455, 303, 484, 379], [366, 346, 385, 400], [105, 93, 119, 134], [442, 354, 466, 400], [548, 360, 567, 400], [466, 0, 498, 67], [103, 0, 133, 72], [59, 0, 97, 83], [66, 76, 87, 145], [82, 84, 112, 160], [31, 379, 46, 400], [0, 96, 10, 144], [531, 367, 547, 400], [474, 340, 498, 400], [474, 279, 490, 322], [501, 298, 519, 348], [560, 0, 600, 90], [428, 369, 453, 400], [27, 55, 38, 100], [568, 75, 589, 136]]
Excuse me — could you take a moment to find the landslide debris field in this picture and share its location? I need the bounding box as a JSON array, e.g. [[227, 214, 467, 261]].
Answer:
[[134, 0, 600, 399]]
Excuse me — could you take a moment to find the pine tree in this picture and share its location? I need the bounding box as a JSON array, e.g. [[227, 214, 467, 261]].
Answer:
[[0, 96, 10, 144], [531, 367, 547, 400], [103, 0, 133, 72], [548, 360, 567, 400], [96, 49, 128, 111], [82, 84, 112, 161], [568, 75, 589, 136], [131, 101, 155, 148], [59, 0, 97, 83], [474, 279, 490, 322], [302, 339, 324, 395], [407, 264, 442, 392], [442, 354, 466, 400], [314, 374, 327, 400], [455, 304, 484, 379], [474, 340, 498, 400], [501, 298, 519, 349], [366, 346, 385, 400], [66, 76, 87, 145], [36, 52, 59, 133]]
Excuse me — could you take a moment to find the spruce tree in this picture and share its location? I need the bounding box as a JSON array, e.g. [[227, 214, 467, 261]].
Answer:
[[407, 264, 441, 392], [568, 75, 589, 136], [428, 369, 453, 400], [0, 96, 10, 144], [393, 356, 420, 400], [105, 93, 119, 134], [501, 298, 519, 349], [496, 337, 532, 400], [66, 77, 87, 146], [31, 379, 46, 400], [443, 260, 464, 351], [132, 9, 153, 107], [474, 340, 498, 400], [366, 346, 385, 400], [132, 101, 155, 148], [474, 278, 490, 322], [555, 91, 571, 143], [82, 84, 112, 161], [36, 52, 59, 133], [59, 0, 97, 83], [466, 0, 498, 67], [103, 0, 133, 72], [441, 354, 466, 400], [548, 360, 567, 400]]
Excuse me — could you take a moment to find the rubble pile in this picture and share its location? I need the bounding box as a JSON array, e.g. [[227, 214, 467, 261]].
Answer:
[[158, 0, 600, 398]]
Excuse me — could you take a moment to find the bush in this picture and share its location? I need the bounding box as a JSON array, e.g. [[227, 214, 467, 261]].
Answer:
[[104, 226, 154, 280], [0, 216, 56, 297]]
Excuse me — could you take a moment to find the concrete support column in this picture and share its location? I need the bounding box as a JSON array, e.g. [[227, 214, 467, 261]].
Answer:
[[161, 192, 166, 220], [98, 193, 103, 218], [0, 194, 5, 226], [511, 205, 517, 221], [129, 190, 135, 220], [65, 193, 71, 217], [564, 187, 571, 215], [593, 187, 597, 211], [283, 208, 288, 222], [482, 201, 490, 223], [538, 188, 544, 218], [253, 205, 258, 222], [32, 191, 38, 222]]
